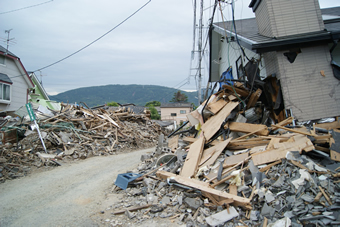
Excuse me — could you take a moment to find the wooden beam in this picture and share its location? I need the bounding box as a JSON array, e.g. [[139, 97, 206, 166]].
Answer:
[[180, 136, 205, 178], [222, 85, 250, 97], [271, 124, 313, 136], [276, 117, 294, 127], [199, 138, 232, 167], [207, 98, 228, 115], [259, 160, 282, 172], [227, 122, 269, 136], [315, 120, 340, 130], [224, 152, 249, 168], [251, 135, 315, 166], [246, 88, 262, 109], [156, 170, 251, 209], [201, 101, 239, 141]]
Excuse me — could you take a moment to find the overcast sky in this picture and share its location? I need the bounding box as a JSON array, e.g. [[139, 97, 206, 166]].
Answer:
[[0, 0, 337, 95]]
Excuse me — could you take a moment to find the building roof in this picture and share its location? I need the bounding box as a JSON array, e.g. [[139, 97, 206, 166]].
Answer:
[[161, 102, 193, 108], [213, 7, 340, 53], [0, 45, 34, 88], [0, 45, 18, 58], [0, 73, 13, 84]]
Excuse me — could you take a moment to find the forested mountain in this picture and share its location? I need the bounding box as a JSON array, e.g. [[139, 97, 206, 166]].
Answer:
[[49, 84, 198, 107]]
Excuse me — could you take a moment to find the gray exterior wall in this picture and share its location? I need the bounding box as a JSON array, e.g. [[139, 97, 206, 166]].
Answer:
[[277, 45, 340, 121], [255, 0, 324, 38], [217, 39, 267, 80], [0, 56, 30, 112]]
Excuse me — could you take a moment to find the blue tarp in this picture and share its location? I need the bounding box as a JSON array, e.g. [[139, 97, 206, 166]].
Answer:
[[219, 67, 234, 89]]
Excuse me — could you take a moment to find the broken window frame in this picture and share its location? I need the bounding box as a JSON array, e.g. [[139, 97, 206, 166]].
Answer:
[[235, 56, 245, 80]]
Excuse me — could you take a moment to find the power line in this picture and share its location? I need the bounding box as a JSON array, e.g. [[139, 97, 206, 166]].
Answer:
[[0, 0, 53, 15], [33, 0, 151, 72]]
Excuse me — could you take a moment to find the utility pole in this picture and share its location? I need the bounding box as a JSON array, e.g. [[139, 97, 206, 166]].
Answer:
[[197, 0, 204, 105], [5, 29, 14, 54]]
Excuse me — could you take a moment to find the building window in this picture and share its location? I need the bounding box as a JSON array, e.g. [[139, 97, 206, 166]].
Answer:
[[0, 55, 5, 65], [236, 56, 244, 80], [171, 113, 177, 116], [0, 83, 11, 102], [180, 110, 186, 114]]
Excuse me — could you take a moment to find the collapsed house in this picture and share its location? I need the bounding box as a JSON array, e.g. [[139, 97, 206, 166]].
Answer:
[[0, 103, 165, 182], [107, 84, 340, 226], [209, 1, 340, 121]]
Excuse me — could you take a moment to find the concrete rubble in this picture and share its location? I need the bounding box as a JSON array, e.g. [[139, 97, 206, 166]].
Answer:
[[103, 85, 340, 226], [0, 103, 166, 182]]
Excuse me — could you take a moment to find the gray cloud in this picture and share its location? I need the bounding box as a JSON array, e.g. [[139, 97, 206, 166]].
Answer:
[[0, 0, 336, 95]]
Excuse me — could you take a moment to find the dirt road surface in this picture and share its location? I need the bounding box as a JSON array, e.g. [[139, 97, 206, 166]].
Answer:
[[0, 148, 157, 227]]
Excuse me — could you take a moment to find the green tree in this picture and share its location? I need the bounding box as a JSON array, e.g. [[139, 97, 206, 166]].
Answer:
[[107, 101, 119, 107], [145, 101, 161, 107], [149, 106, 160, 120], [170, 91, 188, 103]]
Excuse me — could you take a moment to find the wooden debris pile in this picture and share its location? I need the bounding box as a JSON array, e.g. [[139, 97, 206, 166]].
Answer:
[[0, 103, 165, 183], [104, 85, 340, 226]]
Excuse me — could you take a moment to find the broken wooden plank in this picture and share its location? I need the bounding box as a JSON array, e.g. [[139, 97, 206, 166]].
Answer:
[[206, 98, 228, 115], [199, 138, 232, 168], [271, 124, 313, 136], [266, 138, 282, 150], [168, 135, 179, 152], [182, 137, 197, 144], [259, 160, 282, 172], [156, 170, 251, 209], [222, 85, 250, 97], [251, 134, 315, 166], [227, 122, 269, 136], [315, 120, 340, 130], [319, 186, 332, 205], [246, 88, 262, 109], [205, 156, 251, 182], [180, 136, 205, 178], [276, 117, 294, 127], [224, 152, 249, 168], [210, 166, 250, 188], [113, 204, 153, 215], [201, 101, 239, 141], [229, 184, 238, 195]]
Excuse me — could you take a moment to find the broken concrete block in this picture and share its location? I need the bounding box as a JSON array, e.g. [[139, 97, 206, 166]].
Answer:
[[265, 190, 275, 203], [291, 169, 315, 189], [205, 206, 239, 226], [140, 154, 151, 162], [301, 194, 315, 203], [125, 210, 136, 219], [184, 197, 203, 210], [267, 217, 291, 227], [261, 203, 274, 217], [161, 196, 171, 205]]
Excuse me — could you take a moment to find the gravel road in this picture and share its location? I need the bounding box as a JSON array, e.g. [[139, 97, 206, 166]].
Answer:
[[0, 148, 154, 227]]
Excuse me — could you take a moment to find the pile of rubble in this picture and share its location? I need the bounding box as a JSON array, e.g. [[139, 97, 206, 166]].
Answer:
[[0, 103, 165, 182], [103, 85, 340, 226]]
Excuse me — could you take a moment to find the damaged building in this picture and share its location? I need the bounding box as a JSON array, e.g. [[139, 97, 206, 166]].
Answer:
[[209, 0, 340, 121]]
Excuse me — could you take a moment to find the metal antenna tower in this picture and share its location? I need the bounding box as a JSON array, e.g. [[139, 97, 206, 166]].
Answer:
[[5, 29, 14, 54], [197, 0, 204, 105]]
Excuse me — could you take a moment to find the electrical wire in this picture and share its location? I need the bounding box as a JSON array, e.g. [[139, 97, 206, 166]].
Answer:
[[33, 0, 151, 72], [0, 0, 53, 15]]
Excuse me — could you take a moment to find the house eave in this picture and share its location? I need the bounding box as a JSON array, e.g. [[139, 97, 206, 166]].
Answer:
[[252, 31, 338, 53], [213, 25, 255, 51]]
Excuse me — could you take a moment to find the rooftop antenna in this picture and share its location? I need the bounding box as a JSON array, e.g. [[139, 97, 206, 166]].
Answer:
[[38, 71, 46, 86], [4, 29, 14, 54]]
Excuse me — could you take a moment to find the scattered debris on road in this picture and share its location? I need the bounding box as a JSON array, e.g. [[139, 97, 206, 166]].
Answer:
[[102, 85, 340, 226], [0, 103, 166, 182]]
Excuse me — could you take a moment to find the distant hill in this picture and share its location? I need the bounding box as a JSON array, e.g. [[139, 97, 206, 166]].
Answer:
[[49, 84, 198, 107]]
